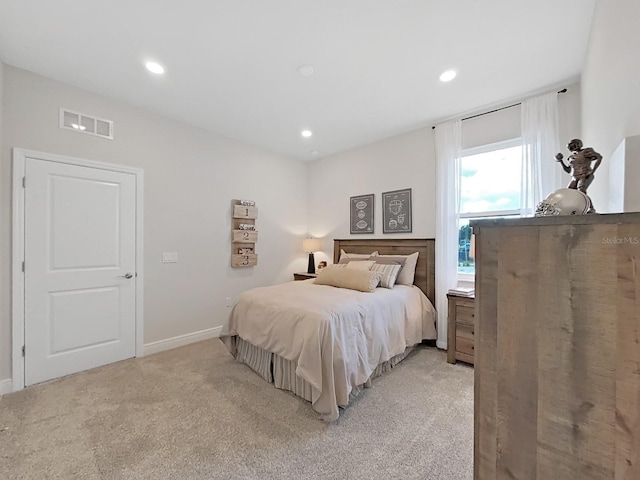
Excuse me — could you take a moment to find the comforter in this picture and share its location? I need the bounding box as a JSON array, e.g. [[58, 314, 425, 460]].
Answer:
[[220, 279, 437, 421]]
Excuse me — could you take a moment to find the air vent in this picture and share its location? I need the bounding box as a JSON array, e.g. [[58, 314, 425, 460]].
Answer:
[[59, 108, 113, 140]]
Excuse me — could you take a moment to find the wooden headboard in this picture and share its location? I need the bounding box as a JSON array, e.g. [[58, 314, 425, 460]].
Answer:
[[333, 238, 435, 305]]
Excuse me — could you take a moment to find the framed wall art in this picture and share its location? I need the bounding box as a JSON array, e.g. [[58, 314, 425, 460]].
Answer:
[[350, 194, 374, 234], [382, 188, 412, 234]]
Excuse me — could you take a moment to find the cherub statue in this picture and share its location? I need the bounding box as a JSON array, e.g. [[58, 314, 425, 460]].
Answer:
[[555, 138, 602, 195]]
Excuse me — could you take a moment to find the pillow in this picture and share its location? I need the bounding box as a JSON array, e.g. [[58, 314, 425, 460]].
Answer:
[[345, 260, 375, 271], [338, 257, 376, 265], [371, 263, 402, 288], [374, 252, 419, 285], [314, 265, 381, 292], [368, 256, 406, 267], [338, 257, 362, 264], [339, 249, 379, 261]]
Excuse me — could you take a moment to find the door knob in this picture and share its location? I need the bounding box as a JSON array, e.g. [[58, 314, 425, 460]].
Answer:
[[117, 272, 134, 279]]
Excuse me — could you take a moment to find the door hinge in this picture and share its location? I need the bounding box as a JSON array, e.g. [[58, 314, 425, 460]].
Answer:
[[22, 176, 26, 188], [22, 345, 25, 357], [22, 261, 25, 273]]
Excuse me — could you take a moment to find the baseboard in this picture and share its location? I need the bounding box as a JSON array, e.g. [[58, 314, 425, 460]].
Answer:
[[143, 326, 222, 356], [0, 378, 13, 395]]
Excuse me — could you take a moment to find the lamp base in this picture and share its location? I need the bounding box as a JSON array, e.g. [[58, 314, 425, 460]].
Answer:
[[307, 252, 316, 274]]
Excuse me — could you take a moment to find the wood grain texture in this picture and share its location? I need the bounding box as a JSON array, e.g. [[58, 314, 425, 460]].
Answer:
[[495, 226, 539, 480], [333, 238, 435, 305], [614, 224, 640, 479], [473, 214, 640, 480], [474, 226, 499, 480]]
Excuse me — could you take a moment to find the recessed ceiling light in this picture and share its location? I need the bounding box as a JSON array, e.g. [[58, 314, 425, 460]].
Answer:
[[301, 130, 313, 138], [297, 65, 315, 77], [145, 61, 165, 75], [439, 70, 457, 82]]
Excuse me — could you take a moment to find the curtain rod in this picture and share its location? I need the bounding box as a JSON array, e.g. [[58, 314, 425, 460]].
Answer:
[[431, 88, 567, 130]]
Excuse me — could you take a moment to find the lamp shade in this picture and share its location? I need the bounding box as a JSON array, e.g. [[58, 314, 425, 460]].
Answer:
[[302, 238, 322, 253]]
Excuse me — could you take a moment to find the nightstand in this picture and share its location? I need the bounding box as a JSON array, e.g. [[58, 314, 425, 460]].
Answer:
[[293, 272, 318, 281], [447, 293, 475, 365]]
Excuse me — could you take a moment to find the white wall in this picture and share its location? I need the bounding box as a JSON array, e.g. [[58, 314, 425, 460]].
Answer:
[[609, 135, 640, 213], [307, 127, 436, 266], [0, 66, 309, 382], [0, 60, 8, 392], [308, 86, 581, 349], [308, 84, 582, 257], [582, 0, 640, 212]]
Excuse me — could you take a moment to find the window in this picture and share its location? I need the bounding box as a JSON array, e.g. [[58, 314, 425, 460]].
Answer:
[[458, 138, 523, 278]]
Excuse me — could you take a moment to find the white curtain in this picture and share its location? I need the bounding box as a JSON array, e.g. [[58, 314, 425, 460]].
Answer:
[[434, 120, 462, 349], [520, 92, 560, 215]]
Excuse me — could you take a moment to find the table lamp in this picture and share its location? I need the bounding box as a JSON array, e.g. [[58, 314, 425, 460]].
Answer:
[[302, 238, 322, 274]]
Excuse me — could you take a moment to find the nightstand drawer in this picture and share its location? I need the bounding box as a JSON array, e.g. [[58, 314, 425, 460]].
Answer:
[[456, 336, 475, 357], [456, 305, 475, 324], [447, 293, 475, 365], [455, 322, 475, 341]]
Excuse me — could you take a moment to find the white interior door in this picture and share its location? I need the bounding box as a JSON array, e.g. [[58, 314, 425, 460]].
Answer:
[[24, 157, 137, 386]]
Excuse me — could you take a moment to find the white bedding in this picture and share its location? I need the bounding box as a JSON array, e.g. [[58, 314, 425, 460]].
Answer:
[[220, 279, 437, 421]]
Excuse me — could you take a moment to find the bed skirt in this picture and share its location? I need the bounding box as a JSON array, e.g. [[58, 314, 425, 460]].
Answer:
[[230, 335, 416, 406]]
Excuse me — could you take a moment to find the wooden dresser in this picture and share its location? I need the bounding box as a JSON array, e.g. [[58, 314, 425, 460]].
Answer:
[[471, 213, 640, 480], [447, 293, 475, 365]]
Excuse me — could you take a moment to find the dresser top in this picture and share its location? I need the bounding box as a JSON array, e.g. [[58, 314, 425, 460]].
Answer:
[[471, 211, 640, 228]]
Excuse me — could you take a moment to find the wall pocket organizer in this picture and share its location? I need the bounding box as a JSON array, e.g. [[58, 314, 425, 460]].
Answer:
[[231, 200, 258, 267]]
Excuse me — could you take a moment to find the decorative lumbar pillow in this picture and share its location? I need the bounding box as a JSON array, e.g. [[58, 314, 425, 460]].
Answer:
[[345, 260, 375, 271], [370, 263, 402, 288], [374, 252, 419, 285], [314, 265, 381, 292]]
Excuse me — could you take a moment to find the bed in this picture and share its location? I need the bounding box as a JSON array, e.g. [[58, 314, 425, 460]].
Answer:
[[220, 238, 437, 421]]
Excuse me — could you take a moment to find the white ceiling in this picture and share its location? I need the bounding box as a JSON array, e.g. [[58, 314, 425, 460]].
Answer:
[[0, 1, 597, 160]]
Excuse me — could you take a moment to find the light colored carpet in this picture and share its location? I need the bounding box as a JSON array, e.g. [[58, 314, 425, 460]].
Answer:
[[0, 339, 474, 480]]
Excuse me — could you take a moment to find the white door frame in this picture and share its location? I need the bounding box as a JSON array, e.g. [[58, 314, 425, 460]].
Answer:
[[12, 148, 145, 391]]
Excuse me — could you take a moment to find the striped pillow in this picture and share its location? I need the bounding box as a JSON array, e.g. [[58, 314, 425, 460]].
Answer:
[[373, 252, 419, 285], [371, 263, 402, 288]]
